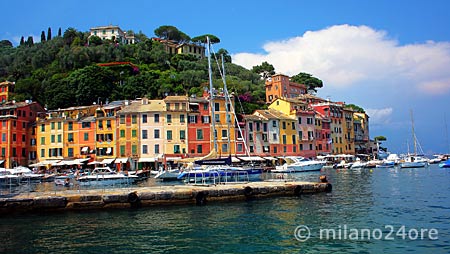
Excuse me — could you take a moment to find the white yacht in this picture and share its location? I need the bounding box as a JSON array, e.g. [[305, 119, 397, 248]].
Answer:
[[272, 157, 325, 173], [77, 167, 138, 186]]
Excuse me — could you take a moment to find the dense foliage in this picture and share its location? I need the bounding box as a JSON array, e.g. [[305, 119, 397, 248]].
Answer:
[[0, 27, 266, 112]]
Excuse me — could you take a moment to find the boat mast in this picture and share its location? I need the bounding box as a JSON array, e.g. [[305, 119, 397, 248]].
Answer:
[[445, 114, 450, 154], [410, 109, 417, 155], [207, 36, 217, 153], [221, 55, 231, 157]]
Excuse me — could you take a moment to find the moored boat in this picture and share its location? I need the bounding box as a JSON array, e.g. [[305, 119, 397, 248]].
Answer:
[[272, 157, 325, 173], [439, 159, 450, 168], [399, 155, 428, 168], [77, 167, 138, 186]]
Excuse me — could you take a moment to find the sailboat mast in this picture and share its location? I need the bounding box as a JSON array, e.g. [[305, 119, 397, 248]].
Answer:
[[221, 55, 232, 156], [445, 114, 450, 154], [207, 36, 217, 152], [410, 109, 417, 155]]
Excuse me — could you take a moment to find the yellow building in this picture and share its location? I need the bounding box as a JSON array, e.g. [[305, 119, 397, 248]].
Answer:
[[342, 107, 356, 155], [95, 102, 122, 163], [36, 112, 64, 163], [163, 96, 189, 164], [209, 93, 237, 156], [116, 101, 141, 170], [353, 112, 370, 154]]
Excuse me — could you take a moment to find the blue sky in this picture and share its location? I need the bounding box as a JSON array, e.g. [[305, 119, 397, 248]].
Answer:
[[2, 0, 450, 154]]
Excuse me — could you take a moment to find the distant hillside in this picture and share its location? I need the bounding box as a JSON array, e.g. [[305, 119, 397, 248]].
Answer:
[[0, 27, 266, 112]]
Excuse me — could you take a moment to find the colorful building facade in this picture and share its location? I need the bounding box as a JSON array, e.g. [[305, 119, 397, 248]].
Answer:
[[1, 101, 44, 167]]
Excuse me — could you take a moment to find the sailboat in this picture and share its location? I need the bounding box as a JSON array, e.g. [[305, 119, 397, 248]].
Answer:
[[399, 110, 428, 168], [177, 37, 262, 182]]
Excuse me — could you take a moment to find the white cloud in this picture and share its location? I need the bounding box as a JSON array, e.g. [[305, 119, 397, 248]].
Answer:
[[366, 108, 393, 125], [232, 24, 450, 96]]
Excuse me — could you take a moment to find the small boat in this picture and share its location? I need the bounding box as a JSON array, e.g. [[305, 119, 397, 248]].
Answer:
[[439, 159, 450, 168], [77, 167, 138, 186], [399, 155, 428, 168], [376, 160, 396, 168], [399, 110, 428, 169], [0, 169, 21, 187], [272, 157, 325, 173], [154, 169, 182, 180], [178, 165, 263, 183], [349, 160, 367, 169]]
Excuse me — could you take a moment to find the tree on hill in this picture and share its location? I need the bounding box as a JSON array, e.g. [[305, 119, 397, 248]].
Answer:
[[26, 36, 34, 46], [47, 27, 52, 41], [0, 40, 13, 48], [58, 27, 62, 37], [154, 25, 190, 43], [41, 31, 46, 42], [291, 72, 323, 92], [191, 34, 221, 44], [345, 104, 365, 113], [251, 61, 275, 79]]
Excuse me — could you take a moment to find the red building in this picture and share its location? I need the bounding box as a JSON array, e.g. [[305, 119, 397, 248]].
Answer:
[[0, 100, 45, 168], [187, 97, 211, 158]]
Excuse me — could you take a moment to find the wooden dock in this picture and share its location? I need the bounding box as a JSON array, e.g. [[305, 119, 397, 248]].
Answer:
[[0, 180, 332, 214]]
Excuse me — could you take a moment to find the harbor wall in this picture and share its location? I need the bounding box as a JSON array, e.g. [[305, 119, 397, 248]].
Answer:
[[0, 181, 332, 214]]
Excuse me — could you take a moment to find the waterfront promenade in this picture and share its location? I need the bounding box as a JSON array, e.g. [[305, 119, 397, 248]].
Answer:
[[0, 180, 332, 214]]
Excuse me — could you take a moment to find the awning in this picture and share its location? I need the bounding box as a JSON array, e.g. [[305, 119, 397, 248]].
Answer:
[[81, 146, 89, 152], [115, 158, 129, 163], [75, 158, 90, 164], [29, 162, 45, 167], [87, 161, 102, 165], [238, 156, 265, 161], [138, 157, 157, 162], [165, 157, 182, 161], [219, 157, 240, 163], [40, 160, 61, 165], [102, 158, 115, 164], [263, 156, 278, 161]]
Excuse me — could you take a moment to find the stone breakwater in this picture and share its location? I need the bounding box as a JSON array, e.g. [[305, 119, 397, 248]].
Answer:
[[0, 181, 332, 214]]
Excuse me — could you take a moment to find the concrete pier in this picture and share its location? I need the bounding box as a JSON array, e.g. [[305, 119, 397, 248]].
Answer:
[[0, 181, 332, 214]]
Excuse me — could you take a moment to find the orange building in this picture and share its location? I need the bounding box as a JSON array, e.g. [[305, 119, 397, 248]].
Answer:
[[0, 101, 44, 168], [265, 74, 306, 103], [0, 81, 14, 104]]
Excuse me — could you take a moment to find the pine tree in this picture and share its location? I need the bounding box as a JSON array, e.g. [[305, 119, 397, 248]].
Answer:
[[20, 36, 25, 46], [26, 36, 34, 46], [58, 27, 62, 37], [41, 31, 46, 42], [47, 27, 52, 41]]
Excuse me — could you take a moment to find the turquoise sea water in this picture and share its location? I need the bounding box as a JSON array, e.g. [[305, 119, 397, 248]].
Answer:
[[0, 164, 449, 253]]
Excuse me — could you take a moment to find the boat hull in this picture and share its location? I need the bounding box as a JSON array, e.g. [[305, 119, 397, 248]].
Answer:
[[272, 161, 324, 173], [399, 162, 427, 168]]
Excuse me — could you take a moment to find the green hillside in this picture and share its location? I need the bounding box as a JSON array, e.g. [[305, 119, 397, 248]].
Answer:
[[0, 27, 266, 113]]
